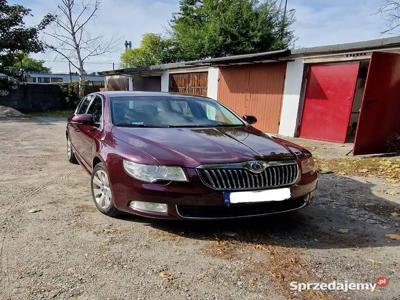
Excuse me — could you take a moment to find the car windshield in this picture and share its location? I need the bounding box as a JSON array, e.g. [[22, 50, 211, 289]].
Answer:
[[110, 96, 245, 128]]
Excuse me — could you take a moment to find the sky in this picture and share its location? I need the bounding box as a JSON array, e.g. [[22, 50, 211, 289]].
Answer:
[[9, 0, 395, 73]]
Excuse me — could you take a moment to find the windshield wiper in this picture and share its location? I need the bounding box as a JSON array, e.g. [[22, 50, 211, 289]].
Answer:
[[116, 124, 171, 128], [167, 125, 212, 128]]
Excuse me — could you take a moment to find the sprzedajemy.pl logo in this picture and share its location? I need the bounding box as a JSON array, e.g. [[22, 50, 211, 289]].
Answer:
[[290, 277, 389, 293]]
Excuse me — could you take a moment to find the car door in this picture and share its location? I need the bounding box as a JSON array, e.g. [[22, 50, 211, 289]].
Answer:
[[79, 95, 104, 167], [68, 95, 92, 160]]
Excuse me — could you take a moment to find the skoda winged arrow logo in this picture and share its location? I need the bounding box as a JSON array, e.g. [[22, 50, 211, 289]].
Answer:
[[243, 161, 268, 174]]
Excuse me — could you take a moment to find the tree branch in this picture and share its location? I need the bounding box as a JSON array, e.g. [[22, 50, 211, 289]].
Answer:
[[44, 43, 80, 70], [75, 1, 99, 33]]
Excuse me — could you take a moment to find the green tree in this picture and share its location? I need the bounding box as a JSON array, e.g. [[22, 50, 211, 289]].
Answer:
[[170, 0, 295, 61], [120, 33, 174, 67], [0, 0, 53, 74], [6, 53, 50, 74]]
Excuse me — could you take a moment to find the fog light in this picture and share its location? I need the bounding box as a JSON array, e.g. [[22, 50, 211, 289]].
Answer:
[[130, 201, 168, 213]]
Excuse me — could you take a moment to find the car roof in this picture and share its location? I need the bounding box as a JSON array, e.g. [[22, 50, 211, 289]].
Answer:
[[97, 91, 212, 100]]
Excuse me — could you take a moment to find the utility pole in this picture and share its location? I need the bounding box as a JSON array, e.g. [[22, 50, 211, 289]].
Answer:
[[20, 58, 25, 83], [125, 41, 132, 49], [281, 0, 288, 42], [68, 61, 72, 82]]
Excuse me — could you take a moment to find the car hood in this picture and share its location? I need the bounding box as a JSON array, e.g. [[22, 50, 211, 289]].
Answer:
[[112, 126, 295, 167]]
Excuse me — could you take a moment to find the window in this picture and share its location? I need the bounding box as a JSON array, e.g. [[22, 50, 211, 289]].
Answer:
[[76, 96, 92, 114], [38, 77, 50, 83], [87, 96, 102, 125], [50, 77, 63, 83]]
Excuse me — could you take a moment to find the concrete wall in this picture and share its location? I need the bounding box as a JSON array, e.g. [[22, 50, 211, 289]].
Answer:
[[207, 67, 219, 100], [278, 59, 305, 137], [161, 71, 169, 92]]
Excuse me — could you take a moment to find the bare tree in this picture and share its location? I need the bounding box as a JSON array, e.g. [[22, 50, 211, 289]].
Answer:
[[380, 0, 400, 33], [45, 0, 115, 96]]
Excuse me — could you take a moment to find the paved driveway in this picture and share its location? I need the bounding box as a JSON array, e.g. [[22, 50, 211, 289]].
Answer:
[[0, 117, 399, 299]]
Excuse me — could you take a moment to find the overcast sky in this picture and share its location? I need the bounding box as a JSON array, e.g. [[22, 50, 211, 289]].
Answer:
[[9, 0, 395, 73]]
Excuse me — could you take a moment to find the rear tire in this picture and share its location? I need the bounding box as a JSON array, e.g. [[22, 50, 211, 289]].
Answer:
[[67, 135, 78, 164], [91, 163, 120, 217]]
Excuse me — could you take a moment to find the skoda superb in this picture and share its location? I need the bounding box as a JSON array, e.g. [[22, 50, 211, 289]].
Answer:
[[66, 92, 317, 220]]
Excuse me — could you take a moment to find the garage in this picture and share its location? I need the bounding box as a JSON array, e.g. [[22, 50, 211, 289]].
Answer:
[[169, 72, 208, 96], [298, 52, 400, 155], [217, 63, 286, 134]]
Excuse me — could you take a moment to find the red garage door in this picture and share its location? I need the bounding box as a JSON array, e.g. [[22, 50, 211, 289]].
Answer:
[[354, 52, 400, 155], [299, 62, 360, 143]]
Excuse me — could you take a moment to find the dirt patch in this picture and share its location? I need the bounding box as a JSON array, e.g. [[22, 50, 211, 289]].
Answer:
[[205, 239, 335, 299], [75, 203, 98, 213]]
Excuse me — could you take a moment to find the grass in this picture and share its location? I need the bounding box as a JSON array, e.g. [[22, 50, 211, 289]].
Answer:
[[27, 110, 73, 118]]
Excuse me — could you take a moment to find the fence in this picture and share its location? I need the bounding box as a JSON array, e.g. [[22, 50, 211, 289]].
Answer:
[[0, 83, 103, 112]]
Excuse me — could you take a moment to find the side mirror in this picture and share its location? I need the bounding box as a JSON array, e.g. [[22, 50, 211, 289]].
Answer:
[[243, 115, 257, 125], [71, 114, 94, 125]]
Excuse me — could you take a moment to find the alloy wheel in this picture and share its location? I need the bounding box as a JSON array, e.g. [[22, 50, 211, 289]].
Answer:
[[67, 137, 72, 159], [92, 170, 112, 209]]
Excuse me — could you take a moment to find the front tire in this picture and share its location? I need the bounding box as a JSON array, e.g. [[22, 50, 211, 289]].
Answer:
[[67, 135, 78, 164], [91, 163, 120, 217]]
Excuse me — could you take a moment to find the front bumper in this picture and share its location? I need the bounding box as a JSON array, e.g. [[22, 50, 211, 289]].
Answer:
[[108, 161, 318, 220]]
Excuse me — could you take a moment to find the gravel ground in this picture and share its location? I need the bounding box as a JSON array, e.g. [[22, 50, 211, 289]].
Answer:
[[0, 117, 399, 300]]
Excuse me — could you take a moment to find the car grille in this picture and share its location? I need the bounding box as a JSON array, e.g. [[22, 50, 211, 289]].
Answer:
[[196, 161, 299, 191]]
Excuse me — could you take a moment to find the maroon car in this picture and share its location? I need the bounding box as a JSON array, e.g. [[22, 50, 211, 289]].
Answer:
[[66, 92, 317, 220]]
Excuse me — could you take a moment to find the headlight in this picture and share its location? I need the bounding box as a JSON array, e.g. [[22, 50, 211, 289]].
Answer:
[[301, 157, 316, 174], [123, 160, 188, 183]]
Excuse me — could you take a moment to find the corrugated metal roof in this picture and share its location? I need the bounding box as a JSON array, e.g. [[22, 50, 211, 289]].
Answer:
[[292, 36, 400, 56], [192, 49, 290, 65], [99, 49, 290, 75]]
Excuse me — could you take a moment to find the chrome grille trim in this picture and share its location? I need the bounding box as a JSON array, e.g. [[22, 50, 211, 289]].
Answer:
[[196, 160, 299, 191]]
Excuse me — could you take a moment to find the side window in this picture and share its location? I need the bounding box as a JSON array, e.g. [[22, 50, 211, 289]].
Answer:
[[87, 96, 103, 125], [76, 96, 91, 114]]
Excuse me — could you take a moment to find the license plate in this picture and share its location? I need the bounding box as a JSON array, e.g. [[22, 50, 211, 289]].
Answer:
[[224, 188, 291, 204]]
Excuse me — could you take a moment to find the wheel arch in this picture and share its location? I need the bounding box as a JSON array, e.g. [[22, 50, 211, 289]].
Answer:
[[93, 156, 102, 168]]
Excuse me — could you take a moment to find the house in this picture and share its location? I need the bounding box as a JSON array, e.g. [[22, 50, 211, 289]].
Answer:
[[99, 36, 400, 155], [25, 72, 104, 86]]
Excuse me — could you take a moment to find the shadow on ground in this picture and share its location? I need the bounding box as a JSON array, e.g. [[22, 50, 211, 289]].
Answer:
[[121, 173, 400, 250]]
